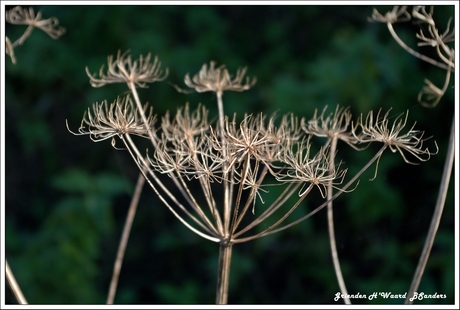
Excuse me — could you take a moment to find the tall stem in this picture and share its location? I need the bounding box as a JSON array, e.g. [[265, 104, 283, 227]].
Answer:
[[215, 89, 232, 304], [215, 242, 233, 304], [327, 138, 350, 304], [106, 170, 145, 304], [405, 116, 454, 304]]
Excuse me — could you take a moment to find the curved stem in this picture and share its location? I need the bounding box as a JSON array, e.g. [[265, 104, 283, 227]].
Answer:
[[405, 116, 454, 304], [327, 138, 350, 304], [386, 22, 454, 72], [106, 170, 145, 304], [6, 259, 28, 304]]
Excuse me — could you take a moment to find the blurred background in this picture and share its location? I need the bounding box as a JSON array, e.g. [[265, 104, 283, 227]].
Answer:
[[4, 4, 455, 305]]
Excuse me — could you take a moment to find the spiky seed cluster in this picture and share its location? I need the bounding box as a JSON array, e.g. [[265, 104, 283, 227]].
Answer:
[[275, 138, 340, 197], [302, 105, 361, 150], [71, 55, 437, 245], [161, 103, 210, 142], [149, 103, 339, 198], [68, 95, 156, 144], [219, 114, 275, 171], [183, 61, 257, 93], [86, 50, 169, 88], [353, 109, 437, 164]]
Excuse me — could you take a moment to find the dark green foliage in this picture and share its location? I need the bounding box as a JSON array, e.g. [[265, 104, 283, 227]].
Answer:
[[4, 5, 454, 305]]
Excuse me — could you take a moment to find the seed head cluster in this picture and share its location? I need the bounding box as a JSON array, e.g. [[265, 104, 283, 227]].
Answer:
[[69, 51, 437, 242]]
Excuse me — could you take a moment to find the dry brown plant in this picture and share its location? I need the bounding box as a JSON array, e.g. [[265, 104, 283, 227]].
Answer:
[[69, 50, 437, 304]]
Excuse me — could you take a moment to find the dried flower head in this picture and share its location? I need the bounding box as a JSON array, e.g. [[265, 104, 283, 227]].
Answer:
[[151, 104, 223, 183], [353, 109, 437, 164], [86, 50, 168, 88], [182, 61, 256, 94], [302, 105, 361, 150], [161, 103, 210, 142], [221, 114, 273, 170], [413, 6, 454, 63], [67, 95, 155, 147], [368, 6, 411, 23], [276, 139, 342, 198], [6, 6, 66, 39]]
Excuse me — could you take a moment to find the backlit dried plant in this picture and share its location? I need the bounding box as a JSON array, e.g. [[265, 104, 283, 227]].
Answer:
[[5, 6, 65, 64], [177, 61, 257, 147], [369, 5, 454, 107], [354, 109, 436, 164], [369, 6, 454, 304], [302, 105, 361, 150], [67, 95, 156, 147], [182, 61, 257, 94], [86, 50, 169, 89], [353, 109, 437, 179], [70, 49, 437, 304], [300, 105, 363, 303]]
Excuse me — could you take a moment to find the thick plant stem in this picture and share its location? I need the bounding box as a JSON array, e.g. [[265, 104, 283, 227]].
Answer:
[[215, 242, 233, 304], [106, 170, 146, 304], [405, 117, 454, 304], [327, 138, 350, 304], [6, 259, 27, 304]]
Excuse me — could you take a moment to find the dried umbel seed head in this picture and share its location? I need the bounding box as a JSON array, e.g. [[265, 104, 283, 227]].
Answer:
[[67, 95, 156, 146], [352, 109, 438, 164], [161, 103, 210, 142], [182, 61, 257, 94], [302, 105, 361, 150], [86, 50, 168, 88], [276, 138, 344, 198]]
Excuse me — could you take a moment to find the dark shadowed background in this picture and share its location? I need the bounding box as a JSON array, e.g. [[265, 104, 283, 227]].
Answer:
[[4, 4, 455, 305]]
